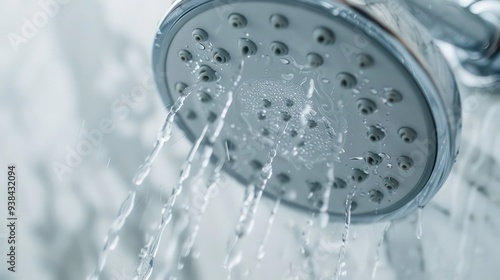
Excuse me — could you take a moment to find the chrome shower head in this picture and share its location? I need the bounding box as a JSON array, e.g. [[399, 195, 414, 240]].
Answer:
[[152, 0, 461, 223]]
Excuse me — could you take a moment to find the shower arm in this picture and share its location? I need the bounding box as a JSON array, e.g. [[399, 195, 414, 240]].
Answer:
[[398, 0, 500, 77]]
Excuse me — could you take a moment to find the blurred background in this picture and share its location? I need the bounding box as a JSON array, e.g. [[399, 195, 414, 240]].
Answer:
[[1, 0, 500, 279]]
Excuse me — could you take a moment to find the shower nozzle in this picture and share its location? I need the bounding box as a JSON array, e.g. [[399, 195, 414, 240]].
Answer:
[[152, 0, 461, 223]]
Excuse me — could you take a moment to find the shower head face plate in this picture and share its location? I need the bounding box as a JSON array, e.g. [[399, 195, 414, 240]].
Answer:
[[153, 0, 461, 223]]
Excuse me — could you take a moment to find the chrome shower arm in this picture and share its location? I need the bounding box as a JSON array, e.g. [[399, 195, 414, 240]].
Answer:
[[399, 0, 496, 56], [398, 0, 500, 77]]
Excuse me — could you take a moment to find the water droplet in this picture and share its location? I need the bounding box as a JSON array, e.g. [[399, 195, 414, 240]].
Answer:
[[387, 163, 393, 169], [196, 43, 205, 50], [282, 73, 294, 80], [307, 192, 314, 199], [280, 58, 290, 65], [370, 88, 378, 95], [322, 78, 330, 84]]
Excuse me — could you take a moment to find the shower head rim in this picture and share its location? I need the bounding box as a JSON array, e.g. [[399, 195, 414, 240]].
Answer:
[[152, 0, 461, 223]]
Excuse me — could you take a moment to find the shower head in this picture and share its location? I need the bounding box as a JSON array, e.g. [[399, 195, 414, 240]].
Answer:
[[152, 0, 461, 223]]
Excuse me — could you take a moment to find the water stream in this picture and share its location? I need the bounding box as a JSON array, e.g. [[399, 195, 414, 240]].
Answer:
[[134, 124, 209, 280], [371, 222, 392, 279], [134, 60, 246, 280], [87, 191, 136, 280], [133, 84, 199, 186], [87, 84, 200, 280], [319, 163, 335, 228], [455, 186, 478, 279], [334, 185, 357, 280], [300, 211, 319, 279], [256, 192, 283, 262], [180, 161, 224, 261], [225, 123, 288, 278]]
